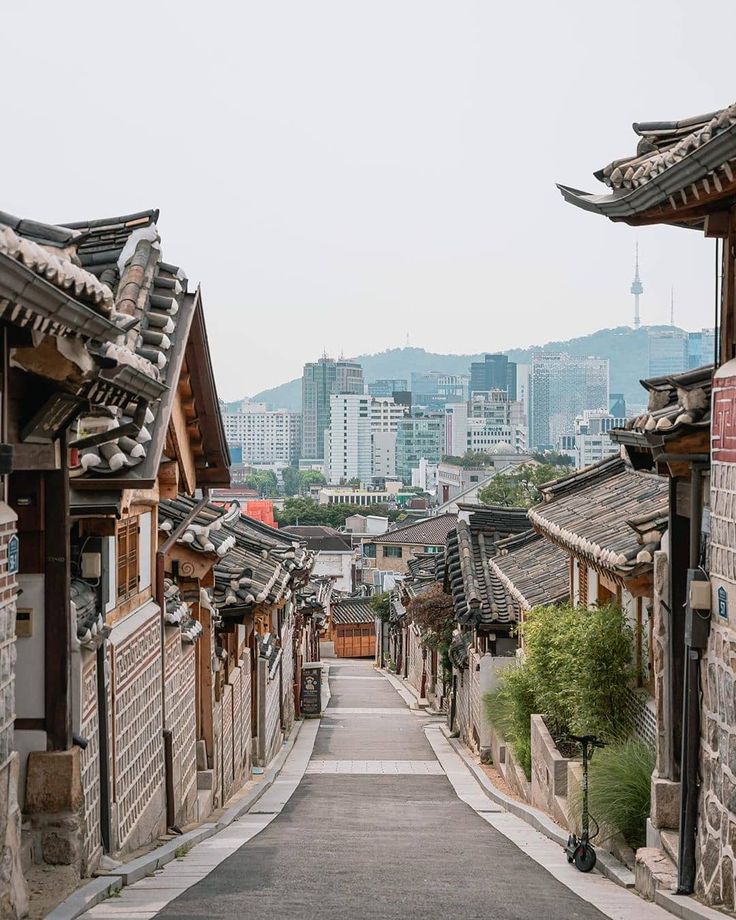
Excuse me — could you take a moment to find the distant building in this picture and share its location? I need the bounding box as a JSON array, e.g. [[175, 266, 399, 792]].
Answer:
[[609, 392, 627, 418], [444, 390, 527, 456], [436, 452, 528, 506], [648, 329, 688, 377], [516, 363, 530, 419], [469, 353, 517, 400], [558, 410, 627, 469], [281, 526, 354, 592], [368, 378, 408, 397], [687, 328, 716, 368], [358, 514, 458, 580], [437, 374, 469, 403], [396, 414, 445, 483], [318, 482, 413, 507], [529, 353, 609, 449], [301, 356, 364, 459], [411, 458, 439, 493], [410, 371, 443, 400], [344, 513, 390, 535], [222, 400, 301, 465], [325, 393, 372, 484]]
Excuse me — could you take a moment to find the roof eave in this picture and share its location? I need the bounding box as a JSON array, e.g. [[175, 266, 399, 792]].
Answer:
[[557, 121, 736, 220]]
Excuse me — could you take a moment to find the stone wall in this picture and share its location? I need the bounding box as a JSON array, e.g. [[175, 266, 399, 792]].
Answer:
[[0, 505, 25, 917], [699, 403, 736, 910]]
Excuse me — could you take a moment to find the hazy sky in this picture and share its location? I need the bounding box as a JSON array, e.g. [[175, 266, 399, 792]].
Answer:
[[2, 2, 730, 398]]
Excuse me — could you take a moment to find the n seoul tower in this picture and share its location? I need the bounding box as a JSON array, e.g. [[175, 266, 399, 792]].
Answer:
[[630, 243, 643, 329]]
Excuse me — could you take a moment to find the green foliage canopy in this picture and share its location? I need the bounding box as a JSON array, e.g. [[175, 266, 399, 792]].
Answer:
[[242, 470, 279, 497], [477, 463, 569, 509]]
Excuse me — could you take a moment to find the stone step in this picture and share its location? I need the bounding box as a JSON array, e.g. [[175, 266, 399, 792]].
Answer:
[[661, 829, 680, 867], [635, 846, 678, 901]]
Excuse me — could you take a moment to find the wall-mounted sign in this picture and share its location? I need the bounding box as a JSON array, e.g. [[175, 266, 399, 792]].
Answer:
[[718, 586, 728, 620], [15, 608, 31, 638], [7, 534, 19, 576]]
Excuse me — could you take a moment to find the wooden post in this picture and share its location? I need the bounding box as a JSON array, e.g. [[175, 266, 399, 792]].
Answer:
[[720, 208, 736, 365], [44, 440, 71, 751]]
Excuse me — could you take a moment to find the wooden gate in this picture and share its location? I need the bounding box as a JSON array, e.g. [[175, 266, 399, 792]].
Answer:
[[335, 623, 375, 658]]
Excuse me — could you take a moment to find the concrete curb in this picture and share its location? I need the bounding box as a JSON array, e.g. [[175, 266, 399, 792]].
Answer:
[[655, 889, 734, 920], [442, 726, 636, 891], [47, 719, 305, 919]]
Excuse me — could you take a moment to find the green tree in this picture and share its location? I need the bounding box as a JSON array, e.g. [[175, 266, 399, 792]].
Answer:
[[282, 467, 300, 496], [299, 470, 326, 491], [477, 463, 568, 509], [275, 497, 405, 528], [530, 450, 574, 467], [243, 470, 278, 497]]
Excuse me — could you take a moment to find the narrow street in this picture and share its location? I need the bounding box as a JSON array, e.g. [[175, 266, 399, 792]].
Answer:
[[82, 662, 672, 920]]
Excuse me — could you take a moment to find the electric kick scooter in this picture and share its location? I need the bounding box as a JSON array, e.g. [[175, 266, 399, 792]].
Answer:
[[564, 733, 605, 872]]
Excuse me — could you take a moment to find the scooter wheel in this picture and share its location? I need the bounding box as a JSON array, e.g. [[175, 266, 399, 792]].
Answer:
[[567, 856, 574, 864], [574, 844, 597, 873]]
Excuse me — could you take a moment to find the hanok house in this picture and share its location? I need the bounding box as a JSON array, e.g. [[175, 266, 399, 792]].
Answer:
[[529, 456, 667, 707], [393, 551, 444, 700], [609, 366, 713, 896], [158, 497, 314, 770], [559, 99, 736, 908], [328, 597, 376, 658], [0, 210, 157, 917], [442, 504, 530, 750], [8, 208, 231, 888]]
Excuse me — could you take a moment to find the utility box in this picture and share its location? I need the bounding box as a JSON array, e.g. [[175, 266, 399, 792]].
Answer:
[[685, 569, 711, 649], [301, 662, 322, 717]]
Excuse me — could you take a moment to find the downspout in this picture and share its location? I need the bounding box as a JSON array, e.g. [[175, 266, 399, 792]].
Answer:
[[677, 465, 704, 894], [156, 496, 209, 831]]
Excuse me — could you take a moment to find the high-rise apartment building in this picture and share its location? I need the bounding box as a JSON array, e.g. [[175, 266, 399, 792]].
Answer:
[[648, 329, 688, 377], [396, 414, 445, 483], [687, 328, 716, 369], [222, 400, 301, 465], [469, 353, 517, 400], [368, 378, 408, 397], [437, 374, 469, 403], [301, 356, 364, 459], [529, 354, 609, 449], [326, 395, 405, 484]]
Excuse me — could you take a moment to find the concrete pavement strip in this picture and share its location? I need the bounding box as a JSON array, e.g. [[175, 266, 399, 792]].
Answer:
[[47, 718, 317, 920]]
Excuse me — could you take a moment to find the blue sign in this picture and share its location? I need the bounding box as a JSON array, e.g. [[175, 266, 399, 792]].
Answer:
[[7, 534, 18, 576], [718, 586, 728, 620]]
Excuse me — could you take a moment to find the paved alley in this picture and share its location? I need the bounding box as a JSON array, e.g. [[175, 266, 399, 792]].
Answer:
[[83, 661, 671, 920]]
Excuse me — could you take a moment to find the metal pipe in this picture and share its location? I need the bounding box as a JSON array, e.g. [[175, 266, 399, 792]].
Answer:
[[156, 496, 209, 830], [677, 467, 703, 894]]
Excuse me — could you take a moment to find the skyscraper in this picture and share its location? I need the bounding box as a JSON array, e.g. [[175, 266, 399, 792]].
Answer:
[[648, 330, 688, 377], [469, 354, 517, 400], [529, 354, 609, 449], [301, 356, 364, 459]]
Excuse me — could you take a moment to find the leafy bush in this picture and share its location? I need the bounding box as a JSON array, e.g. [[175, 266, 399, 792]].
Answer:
[[572, 739, 654, 849], [370, 592, 391, 622], [483, 603, 635, 778], [407, 584, 455, 651]]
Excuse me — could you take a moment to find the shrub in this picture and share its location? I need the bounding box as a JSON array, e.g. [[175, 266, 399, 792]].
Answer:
[[482, 603, 636, 778], [370, 592, 391, 623], [572, 739, 654, 849], [484, 663, 535, 777]]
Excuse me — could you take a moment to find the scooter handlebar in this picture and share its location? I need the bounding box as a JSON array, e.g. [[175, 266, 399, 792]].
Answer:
[[567, 733, 606, 748]]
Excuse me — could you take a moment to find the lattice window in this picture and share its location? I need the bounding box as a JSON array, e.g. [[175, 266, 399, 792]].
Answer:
[[221, 683, 234, 803], [112, 616, 164, 846], [80, 654, 102, 869], [578, 562, 588, 606], [117, 517, 140, 602], [0, 599, 16, 769]]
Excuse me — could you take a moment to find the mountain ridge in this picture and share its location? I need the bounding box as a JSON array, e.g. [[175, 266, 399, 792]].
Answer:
[[232, 325, 696, 412]]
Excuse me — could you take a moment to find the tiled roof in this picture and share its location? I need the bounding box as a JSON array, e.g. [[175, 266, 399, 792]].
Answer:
[[331, 598, 376, 625], [529, 457, 668, 577], [444, 504, 529, 629], [159, 495, 314, 615], [281, 526, 352, 553], [370, 514, 457, 546], [401, 551, 443, 599], [558, 102, 736, 220], [612, 364, 712, 442], [490, 531, 569, 612]]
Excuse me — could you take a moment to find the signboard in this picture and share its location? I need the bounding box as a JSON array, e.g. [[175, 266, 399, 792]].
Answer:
[[7, 535, 19, 576], [300, 663, 322, 717], [718, 586, 728, 620]]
